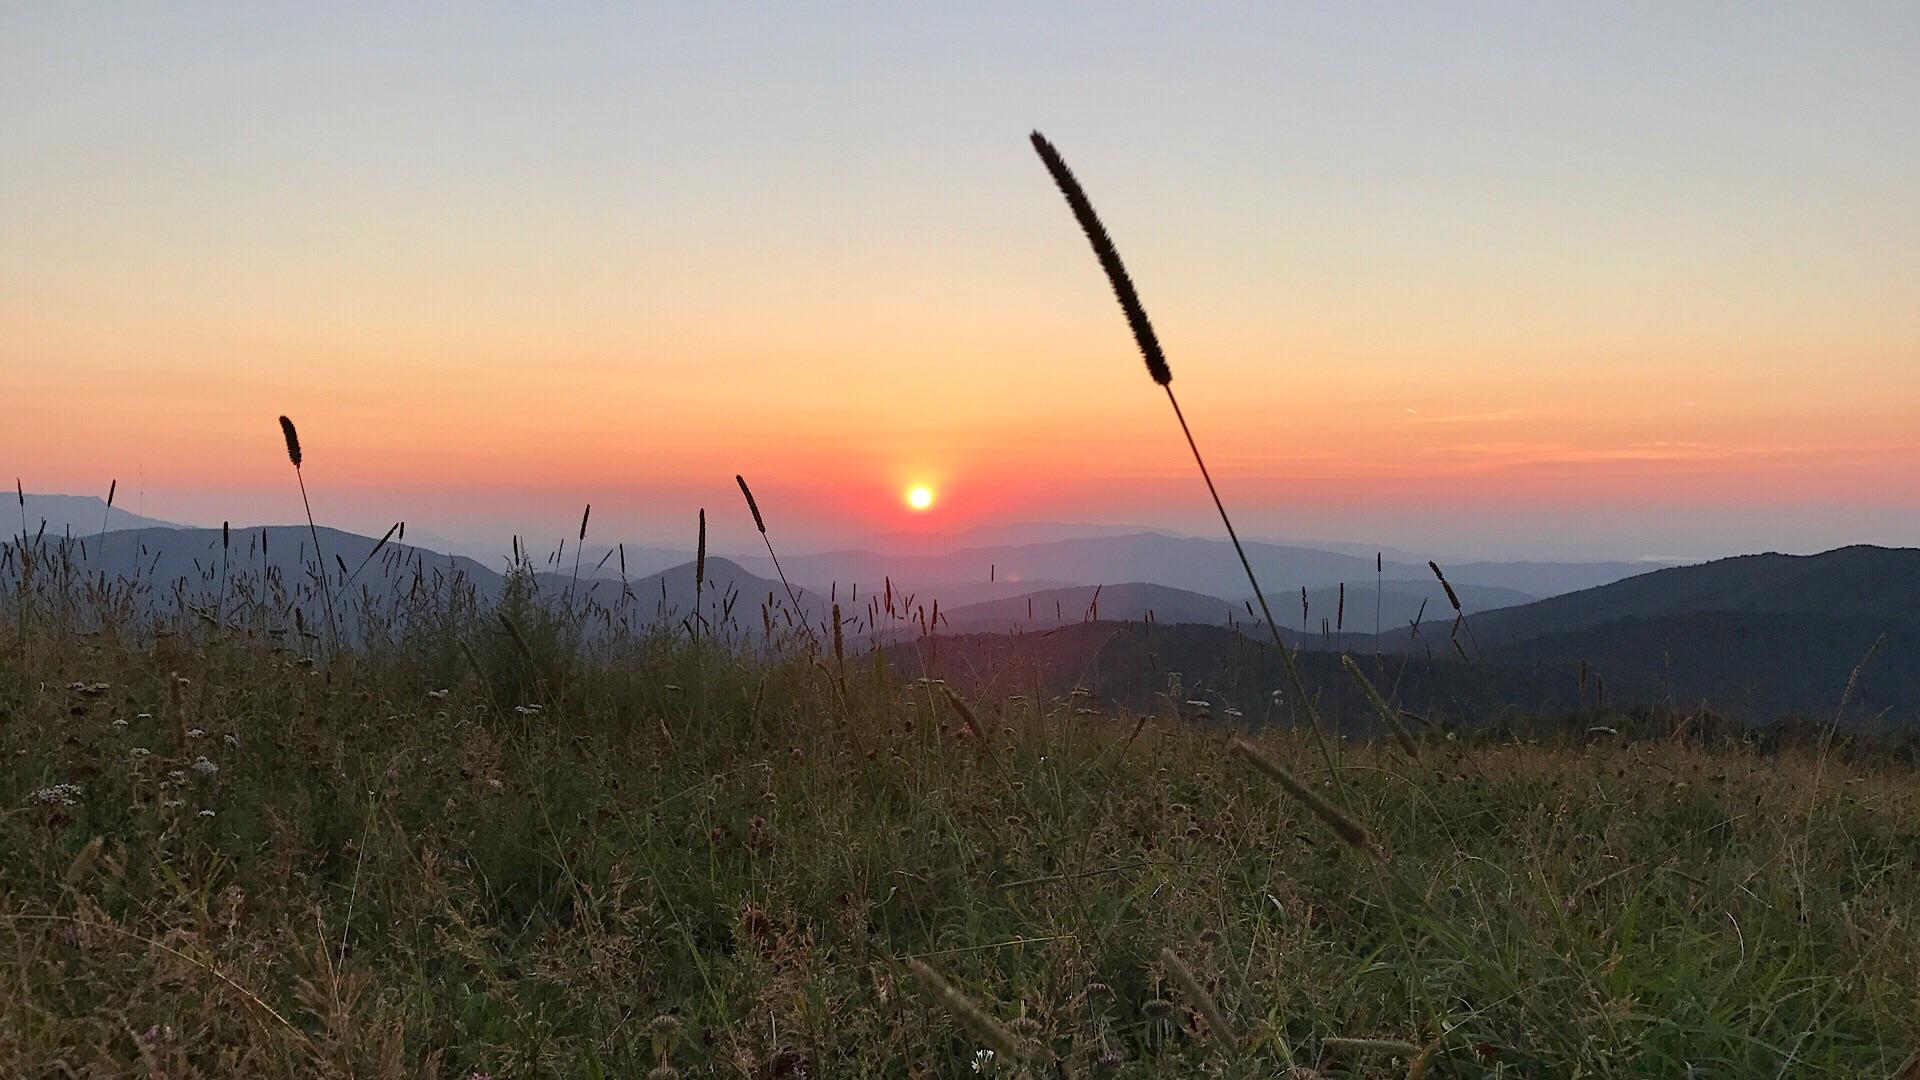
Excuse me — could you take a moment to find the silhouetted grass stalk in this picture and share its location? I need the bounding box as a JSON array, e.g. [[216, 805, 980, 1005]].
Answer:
[[278, 416, 338, 653], [568, 504, 589, 612], [736, 474, 818, 650], [1030, 131, 1345, 790]]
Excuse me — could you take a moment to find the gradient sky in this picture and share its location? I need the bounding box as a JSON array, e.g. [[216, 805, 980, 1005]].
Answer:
[[4, 3, 1917, 560]]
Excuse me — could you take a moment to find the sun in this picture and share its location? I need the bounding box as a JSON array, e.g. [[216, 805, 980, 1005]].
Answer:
[[905, 484, 935, 511]]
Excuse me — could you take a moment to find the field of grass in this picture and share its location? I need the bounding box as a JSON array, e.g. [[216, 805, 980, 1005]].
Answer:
[[4, 579, 1919, 1078]]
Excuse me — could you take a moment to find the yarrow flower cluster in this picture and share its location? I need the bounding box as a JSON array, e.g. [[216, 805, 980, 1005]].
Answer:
[[28, 783, 84, 807], [191, 756, 220, 777]]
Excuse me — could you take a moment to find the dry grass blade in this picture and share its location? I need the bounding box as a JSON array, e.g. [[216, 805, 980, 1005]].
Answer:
[[906, 958, 1024, 1061], [0, 914, 315, 1054], [498, 612, 536, 667], [1322, 1036, 1422, 1058], [1159, 947, 1236, 1049], [1342, 654, 1418, 758], [1228, 737, 1380, 858], [831, 601, 846, 691], [567, 504, 591, 608], [942, 686, 999, 766], [344, 521, 399, 588], [1427, 560, 1461, 613]]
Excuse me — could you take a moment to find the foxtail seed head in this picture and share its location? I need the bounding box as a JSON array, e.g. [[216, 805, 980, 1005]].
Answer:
[[1030, 131, 1171, 387], [1229, 737, 1381, 858], [736, 475, 767, 533], [278, 416, 303, 469]]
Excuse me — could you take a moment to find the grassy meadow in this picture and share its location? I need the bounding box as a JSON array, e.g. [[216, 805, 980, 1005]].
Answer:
[[3, 566, 1919, 1077]]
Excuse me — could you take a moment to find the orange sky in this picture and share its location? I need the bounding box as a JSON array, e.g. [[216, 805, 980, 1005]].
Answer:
[[4, 7, 1917, 559]]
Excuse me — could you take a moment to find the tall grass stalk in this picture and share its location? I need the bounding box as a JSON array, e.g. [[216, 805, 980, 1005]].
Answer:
[[568, 504, 589, 611], [1342, 654, 1417, 759], [1029, 131, 1345, 790], [736, 474, 817, 650], [1160, 947, 1236, 1049], [278, 415, 338, 653], [1227, 737, 1378, 857], [906, 958, 1025, 1061], [97, 478, 116, 546]]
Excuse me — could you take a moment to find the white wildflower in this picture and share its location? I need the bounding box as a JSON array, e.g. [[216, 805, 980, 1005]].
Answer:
[[130, 747, 151, 759], [191, 756, 219, 777], [198, 809, 216, 818], [28, 783, 84, 807]]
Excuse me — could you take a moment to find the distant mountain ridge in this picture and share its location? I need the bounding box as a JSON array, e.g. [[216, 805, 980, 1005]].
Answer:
[[738, 532, 1656, 613], [10, 509, 1914, 722], [935, 577, 1535, 635], [11, 493, 188, 538], [1398, 546, 1920, 649]]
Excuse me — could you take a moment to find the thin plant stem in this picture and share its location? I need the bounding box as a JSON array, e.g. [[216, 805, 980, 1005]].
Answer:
[[294, 467, 339, 654], [1165, 384, 1345, 789]]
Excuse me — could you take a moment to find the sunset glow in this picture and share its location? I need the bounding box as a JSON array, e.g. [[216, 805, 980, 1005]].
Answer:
[[3, 7, 1917, 559], [906, 485, 936, 512]]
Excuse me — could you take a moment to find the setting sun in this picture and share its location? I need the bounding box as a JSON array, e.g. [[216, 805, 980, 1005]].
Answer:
[[905, 484, 936, 511]]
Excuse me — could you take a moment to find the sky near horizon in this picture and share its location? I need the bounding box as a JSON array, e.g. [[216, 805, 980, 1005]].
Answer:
[[4, 4, 1918, 561]]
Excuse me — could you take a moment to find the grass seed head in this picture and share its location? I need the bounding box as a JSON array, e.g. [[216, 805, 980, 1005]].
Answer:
[[1342, 654, 1418, 758], [1159, 947, 1236, 1049], [736, 475, 767, 533], [1229, 737, 1381, 858], [1030, 131, 1171, 386], [278, 416, 302, 469], [906, 958, 1024, 1061]]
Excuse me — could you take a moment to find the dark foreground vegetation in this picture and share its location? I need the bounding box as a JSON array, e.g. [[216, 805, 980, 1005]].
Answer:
[[4, 577, 1919, 1078]]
